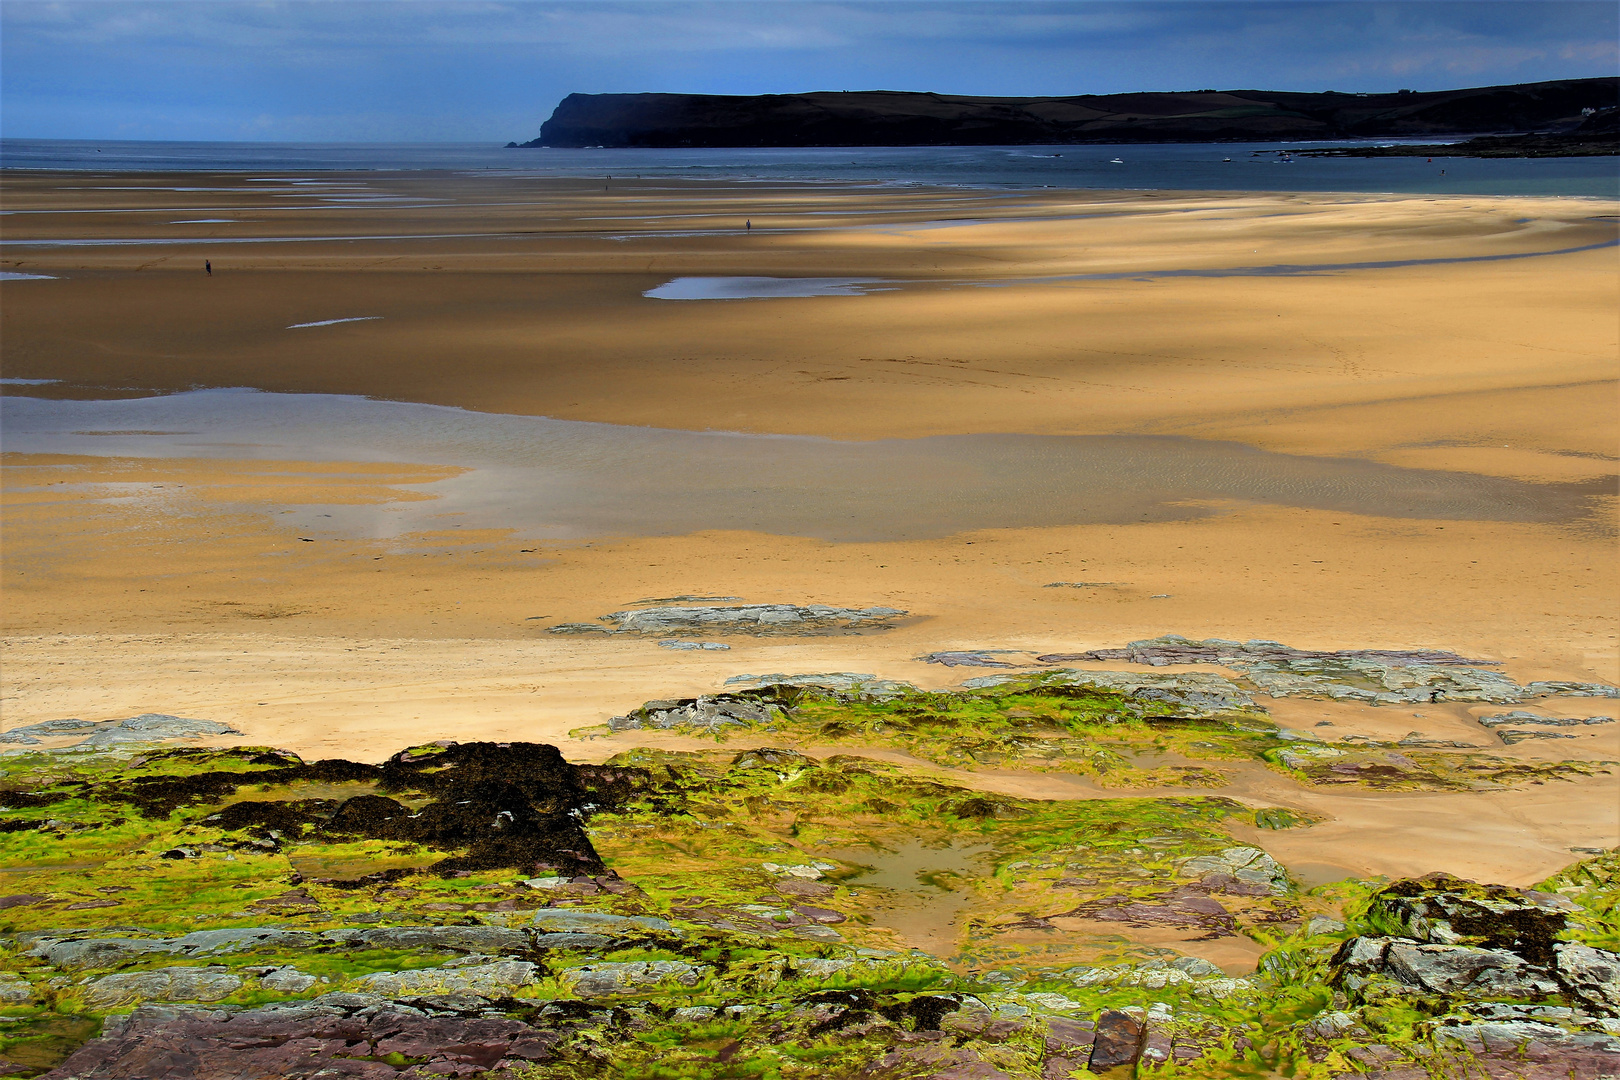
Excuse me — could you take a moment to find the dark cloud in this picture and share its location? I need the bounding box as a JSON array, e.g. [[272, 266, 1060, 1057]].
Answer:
[[2, 1, 1614, 141]]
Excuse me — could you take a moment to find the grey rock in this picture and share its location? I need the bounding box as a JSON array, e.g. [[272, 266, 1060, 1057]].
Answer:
[[0, 718, 97, 744], [1432, 1018, 1620, 1055], [1369, 878, 1568, 956], [1306, 916, 1348, 936], [3, 714, 242, 748], [32, 937, 169, 970], [962, 669, 1257, 718], [1167, 956, 1225, 977], [1383, 941, 1561, 998], [610, 694, 786, 734], [657, 640, 731, 650], [79, 713, 243, 746], [1179, 846, 1290, 895], [722, 672, 917, 698], [1554, 942, 1620, 1017], [81, 965, 243, 1008], [547, 622, 613, 634], [673, 1005, 718, 1022], [1524, 681, 1620, 699], [531, 910, 673, 934], [1476, 711, 1614, 728], [559, 960, 710, 997], [793, 958, 857, 979], [532, 932, 617, 951], [920, 651, 1024, 668], [320, 926, 533, 955], [0, 973, 34, 1003], [1055, 636, 1493, 669], [257, 966, 320, 994], [1240, 659, 1523, 705], [351, 961, 538, 1000], [1299, 1010, 1361, 1040], [1497, 730, 1580, 744], [171, 927, 322, 955], [1329, 936, 1398, 995], [597, 604, 907, 636], [1477, 711, 1614, 745], [307, 990, 405, 1011]]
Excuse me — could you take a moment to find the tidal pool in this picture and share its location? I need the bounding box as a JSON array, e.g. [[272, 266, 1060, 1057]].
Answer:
[[643, 276, 893, 300], [822, 839, 997, 956], [2, 389, 1606, 543]]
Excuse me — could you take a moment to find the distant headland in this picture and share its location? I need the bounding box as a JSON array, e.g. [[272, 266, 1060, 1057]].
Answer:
[[511, 78, 1618, 149]]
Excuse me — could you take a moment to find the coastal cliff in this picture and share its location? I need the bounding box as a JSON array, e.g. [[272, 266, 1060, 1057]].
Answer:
[[516, 78, 1618, 148]]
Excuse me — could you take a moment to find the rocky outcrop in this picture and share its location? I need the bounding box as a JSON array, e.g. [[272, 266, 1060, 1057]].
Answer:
[[1179, 846, 1291, 896], [80, 966, 243, 1009], [722, 671, 917, 698], [40, 1000, 560, 1079], [1050, 638, 1494, 669], [610, 692, 788, 734], [1034, 635, 1619, 706], [0, 973, 35, 1004], [1525, 681, 1620, 698], [1367, 874, 1574, 960], [28, 921, 673, 977], [962, 668, 1257, 717], [558, 960, 711, 997], [553, 603, 909, 636], [1477, 711, 1615, 744], [1330, 874, 1619, 1018], [921, 651, 1027, 668], [1241, 659, 1524, 705], [351, 960, 539, 1000], [0, 713, 243, 747], [28, 927, 322, 970], [522, 80, 1619, 148]]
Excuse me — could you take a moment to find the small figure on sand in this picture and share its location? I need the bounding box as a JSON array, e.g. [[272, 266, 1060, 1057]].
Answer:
[[205, 260, 211, 275], [745, 219, 752, 232]]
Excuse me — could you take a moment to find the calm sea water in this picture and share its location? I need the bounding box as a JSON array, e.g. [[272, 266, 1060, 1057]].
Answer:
[[2, 138, 1615, 197]]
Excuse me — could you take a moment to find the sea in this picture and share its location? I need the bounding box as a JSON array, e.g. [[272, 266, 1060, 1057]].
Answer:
[[2, 138, 1616, 198]]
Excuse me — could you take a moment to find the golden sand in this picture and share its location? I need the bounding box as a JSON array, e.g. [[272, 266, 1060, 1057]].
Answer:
[[2, 171, 1616, 886]]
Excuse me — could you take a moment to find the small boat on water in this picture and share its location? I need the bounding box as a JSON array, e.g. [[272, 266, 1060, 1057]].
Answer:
[[1110, 157, 1125, 164]]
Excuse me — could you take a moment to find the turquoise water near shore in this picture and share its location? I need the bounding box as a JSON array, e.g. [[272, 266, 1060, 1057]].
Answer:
[[2, 138, 1615, 197]]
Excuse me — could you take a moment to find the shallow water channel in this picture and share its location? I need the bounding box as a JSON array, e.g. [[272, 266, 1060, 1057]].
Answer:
[[819, 839, 997, 956], [3, 389, 1605, 542]]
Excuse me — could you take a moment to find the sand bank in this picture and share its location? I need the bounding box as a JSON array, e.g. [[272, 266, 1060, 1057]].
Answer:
[[2, 174, 1615, 872]]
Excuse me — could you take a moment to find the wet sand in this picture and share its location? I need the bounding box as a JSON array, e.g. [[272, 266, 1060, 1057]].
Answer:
[[3, 171, 1616, 919]]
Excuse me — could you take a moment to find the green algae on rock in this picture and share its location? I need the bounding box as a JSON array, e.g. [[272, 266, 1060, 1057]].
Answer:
[[3, 728, 1617, 1078]]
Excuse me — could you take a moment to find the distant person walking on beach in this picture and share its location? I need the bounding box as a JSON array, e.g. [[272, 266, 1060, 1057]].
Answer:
[[205, 260, 211, 275], [745, 219, 751, 232]]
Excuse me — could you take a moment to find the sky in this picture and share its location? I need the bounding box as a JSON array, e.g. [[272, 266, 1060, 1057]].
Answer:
[[2, 1, 1615, 143]]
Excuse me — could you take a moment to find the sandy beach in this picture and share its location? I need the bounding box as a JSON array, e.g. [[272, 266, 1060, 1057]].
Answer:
[[3, 169, 1617, 885]]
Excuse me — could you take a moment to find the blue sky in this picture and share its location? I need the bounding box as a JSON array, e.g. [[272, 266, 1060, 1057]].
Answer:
[[2, 1, 1615, 142]]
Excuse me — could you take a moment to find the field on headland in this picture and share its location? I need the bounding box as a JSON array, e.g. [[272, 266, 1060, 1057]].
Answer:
[[1, 169, 1617, 1078]]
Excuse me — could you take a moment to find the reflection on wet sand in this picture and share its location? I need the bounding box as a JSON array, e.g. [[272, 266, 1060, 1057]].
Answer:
[[4, 390, 1607, 543], [819, 838, 996, 957]]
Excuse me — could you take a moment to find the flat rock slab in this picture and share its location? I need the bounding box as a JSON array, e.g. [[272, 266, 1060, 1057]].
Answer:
[[723, 672, 917, 698], [1032, 635, 1619, 706], [40, 1001, 559, 1079], [962, 669, 1256, 718], [553, 604, 908, 636], [80, 966, 243, 1009], [559, 959, 710, 997], [0, 713, 242, 747]]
